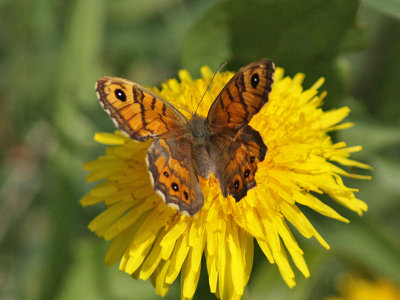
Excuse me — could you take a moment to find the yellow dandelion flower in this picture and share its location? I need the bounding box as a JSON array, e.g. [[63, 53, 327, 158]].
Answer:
[[81, 65, 370, 300], [326, 274, 400, 300]]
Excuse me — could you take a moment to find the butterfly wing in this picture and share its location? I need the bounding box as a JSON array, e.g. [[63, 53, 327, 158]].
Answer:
[[210, 125, 267, 201], [207, 58, 275, 132], [96, 76, 203, 216], [207, 59, 275, 201], [96, 76, 188, 141], [147, 138, 203, 216]]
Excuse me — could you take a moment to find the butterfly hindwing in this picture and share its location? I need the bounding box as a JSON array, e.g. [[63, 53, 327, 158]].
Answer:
[[146, 138, 203, 216], [96, 76, 188, 141], [210, 125, 267, 201]]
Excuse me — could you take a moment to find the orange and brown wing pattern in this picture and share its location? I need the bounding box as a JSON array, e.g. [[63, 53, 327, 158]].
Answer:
[[207, 58, 275, 132], [147, 138, 203, 216], [210, 125, 267, 202], [96, 76, 188, 141]]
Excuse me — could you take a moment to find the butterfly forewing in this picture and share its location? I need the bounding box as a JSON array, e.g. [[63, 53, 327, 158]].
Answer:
[[207, 58, 275, 132], [96, 76, 188, 141]]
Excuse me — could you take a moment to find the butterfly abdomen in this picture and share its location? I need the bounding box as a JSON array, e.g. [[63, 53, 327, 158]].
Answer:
[[188, 115, 214, 179]]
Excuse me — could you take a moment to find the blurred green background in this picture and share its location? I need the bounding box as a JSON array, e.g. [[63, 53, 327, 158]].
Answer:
[[1, 0, 399, 299]]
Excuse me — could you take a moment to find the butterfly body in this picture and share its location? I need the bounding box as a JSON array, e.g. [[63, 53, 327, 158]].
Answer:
[[187, 115, 214, 178], [96, 59, 275, 216]]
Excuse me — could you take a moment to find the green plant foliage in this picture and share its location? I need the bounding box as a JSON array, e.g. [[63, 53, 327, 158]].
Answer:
[[183, 0, 361, 104], [364, 0, 400, 20]]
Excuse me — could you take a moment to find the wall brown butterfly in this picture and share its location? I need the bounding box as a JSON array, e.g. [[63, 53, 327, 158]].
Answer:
[[96, 59, 275, 216]]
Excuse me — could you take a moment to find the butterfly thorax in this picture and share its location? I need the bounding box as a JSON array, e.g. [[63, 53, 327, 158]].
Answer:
[[188, 115, 214, 179], [188, 115, 209, 138]]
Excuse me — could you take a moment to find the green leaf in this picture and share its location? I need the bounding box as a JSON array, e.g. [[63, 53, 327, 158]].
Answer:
[[322, 219, 400, 285], [54, 0, 105, 147], [342, 161, 399, 218], [338, 121, 400, 155], [363, 0, 400, 20], [248, 248, 331, 300], [57, 238, 175, 300], [372, 156, 400, 196], [339, 22, 370, 52], [182, 8, 232, 78], [350, 17, 400, 124], [183, 0, 360, 104]]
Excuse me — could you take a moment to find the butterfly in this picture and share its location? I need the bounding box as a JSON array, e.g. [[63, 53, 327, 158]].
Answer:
[[96, 59, 275, 216]]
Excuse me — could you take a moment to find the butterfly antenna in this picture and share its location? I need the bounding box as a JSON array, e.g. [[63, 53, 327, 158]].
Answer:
[[173, 103, 192, 115], [194, 62, 227, 115]]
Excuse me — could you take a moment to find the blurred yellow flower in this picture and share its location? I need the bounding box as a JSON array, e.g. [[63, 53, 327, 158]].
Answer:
[[81, 66, 370, 299], [326, 274, 400, 300]]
